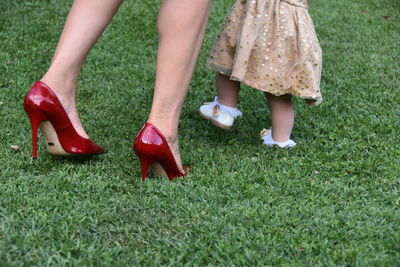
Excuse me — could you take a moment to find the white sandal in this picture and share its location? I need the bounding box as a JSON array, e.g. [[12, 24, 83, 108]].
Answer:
[[199, 97, 242, 129], [260, 128, 296, 148]]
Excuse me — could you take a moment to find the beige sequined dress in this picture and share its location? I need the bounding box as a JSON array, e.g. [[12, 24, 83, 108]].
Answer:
[[207, 0, 323, 105]]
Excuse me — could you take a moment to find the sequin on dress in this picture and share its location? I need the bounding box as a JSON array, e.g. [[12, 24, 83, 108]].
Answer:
[[207, 0, 323, 105]]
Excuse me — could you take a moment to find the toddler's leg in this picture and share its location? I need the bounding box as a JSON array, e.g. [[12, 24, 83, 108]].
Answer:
[[199, 73, 241, 129], [265, 93, 294, 142], [216, 73, 240, 107]]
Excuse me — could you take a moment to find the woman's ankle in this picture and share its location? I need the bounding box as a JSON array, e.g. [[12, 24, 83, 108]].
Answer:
[[41, 70, 78, 98], [147, 117, 178, 142]]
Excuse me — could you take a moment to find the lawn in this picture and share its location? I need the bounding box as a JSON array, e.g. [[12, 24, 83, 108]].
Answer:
[[1, 0, 399, 265]]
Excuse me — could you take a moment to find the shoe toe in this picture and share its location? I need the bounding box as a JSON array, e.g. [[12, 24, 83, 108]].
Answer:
[[200, 104, 213, 118], [92, 143, 105, 154]]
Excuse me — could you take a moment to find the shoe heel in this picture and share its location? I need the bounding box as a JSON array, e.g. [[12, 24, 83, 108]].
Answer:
[[133, 123, 188, 181], [23, 81, 104, 157], [136, 153, 156, 181], [24, 105, 48, 158]]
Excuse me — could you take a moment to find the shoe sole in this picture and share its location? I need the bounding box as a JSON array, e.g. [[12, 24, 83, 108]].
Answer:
[[148, 162, 189, 180], [41, 121, 102, 157], [199, 112, 232, 130], [149, 162, 168, 178], [41, 121, 74, 156]]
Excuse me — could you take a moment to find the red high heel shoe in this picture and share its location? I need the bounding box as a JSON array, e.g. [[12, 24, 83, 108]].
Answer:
[[133, 123, 188, 181], [23, 81, 105, 158]]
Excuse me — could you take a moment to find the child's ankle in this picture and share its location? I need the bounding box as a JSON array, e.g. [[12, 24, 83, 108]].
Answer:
[[260, 128, 296, 148], [271, 130, 292, 143], [217, 97, 238, 108]]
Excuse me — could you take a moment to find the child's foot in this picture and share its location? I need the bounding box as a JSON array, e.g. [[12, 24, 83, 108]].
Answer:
[[260, 128, 296, 148], [199, 96, 242, 130]]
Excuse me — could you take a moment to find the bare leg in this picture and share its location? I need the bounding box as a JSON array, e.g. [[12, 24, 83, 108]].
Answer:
[[265, 93, 294, 142], [147, 0, 212, 172], [41, 0, 123, 138], [216, 73, 240, 107]]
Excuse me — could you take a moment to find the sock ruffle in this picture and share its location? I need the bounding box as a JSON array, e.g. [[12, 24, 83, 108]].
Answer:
[[212, 97, 243, 118], [260, 128, 296, 148]]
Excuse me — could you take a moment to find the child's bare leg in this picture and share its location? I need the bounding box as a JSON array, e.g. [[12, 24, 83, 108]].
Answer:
[[216, 73, 240, 107], [265, 93, 294, 142]]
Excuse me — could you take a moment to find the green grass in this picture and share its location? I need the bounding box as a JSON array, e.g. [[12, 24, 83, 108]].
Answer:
[[1, 0, 399, 265]]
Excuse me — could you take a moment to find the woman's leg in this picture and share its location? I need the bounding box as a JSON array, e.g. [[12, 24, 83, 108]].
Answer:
[[147, 0, 212, 171], [216, 73, 240, 107], [265, 93, 294, 142], [41, 0, 123, 138]]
